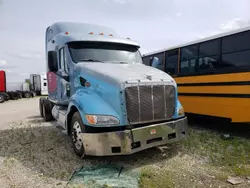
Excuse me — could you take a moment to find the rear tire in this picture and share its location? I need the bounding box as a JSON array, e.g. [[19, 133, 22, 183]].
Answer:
[[8, 92, 19, 100], [13, 92, 19, 100], [39, 98, 44, 117], [24, 92, 31, 98], [70, 112, 86, 158], [42, 98, 54, 122], [5, 93, 10, 100], [19, 93, 22, 98], [0, 94, 5, 103]]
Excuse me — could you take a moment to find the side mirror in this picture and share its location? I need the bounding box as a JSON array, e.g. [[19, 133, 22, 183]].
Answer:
[[151, 57, 160, 68], [48, 51, 58, 72]]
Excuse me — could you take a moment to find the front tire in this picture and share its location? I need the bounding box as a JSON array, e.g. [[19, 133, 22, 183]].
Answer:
[[70, 112, 86, 158]]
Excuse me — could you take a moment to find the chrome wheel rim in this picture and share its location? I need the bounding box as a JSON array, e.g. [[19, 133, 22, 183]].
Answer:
[[72, 121, 83, 150]]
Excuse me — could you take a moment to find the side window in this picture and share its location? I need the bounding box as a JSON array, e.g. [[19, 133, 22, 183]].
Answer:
[[222, 31, 250, 54], [153, 52, 164, 71], [59, 48, 65, 71], [64, 49, 68, 73], [180, 44, 197, 73], [220, 30, 250, 69], [165, 49, 178, 75], [221, 50, 250, 68], [142, 56, 151, 66], [198, 39, 220, 71]]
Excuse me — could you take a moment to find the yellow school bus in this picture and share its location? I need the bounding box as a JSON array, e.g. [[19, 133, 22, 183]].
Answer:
[[142, 26, 250, 123]]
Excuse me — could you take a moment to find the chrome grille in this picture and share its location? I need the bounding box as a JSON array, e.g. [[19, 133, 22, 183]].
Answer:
[[125, 84, 176, 124]]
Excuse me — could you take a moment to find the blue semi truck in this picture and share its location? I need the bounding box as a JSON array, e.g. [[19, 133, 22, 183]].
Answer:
[[39, 22, 187, 158]]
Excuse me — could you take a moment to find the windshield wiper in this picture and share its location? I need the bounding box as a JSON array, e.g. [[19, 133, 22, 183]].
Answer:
[[78, 59, 104, 63]]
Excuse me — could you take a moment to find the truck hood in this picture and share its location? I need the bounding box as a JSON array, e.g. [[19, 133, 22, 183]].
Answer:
[[75, 62, 176, 87]]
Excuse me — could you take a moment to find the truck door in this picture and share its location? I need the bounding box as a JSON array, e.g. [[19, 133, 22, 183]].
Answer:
[[58, 46, 69, 104]]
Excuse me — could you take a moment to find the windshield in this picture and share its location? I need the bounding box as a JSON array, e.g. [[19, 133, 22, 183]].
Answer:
[[67, 41, 143, 64]]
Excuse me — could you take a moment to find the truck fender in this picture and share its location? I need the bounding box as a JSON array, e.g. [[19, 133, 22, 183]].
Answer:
[[66, 90, 120, 134]]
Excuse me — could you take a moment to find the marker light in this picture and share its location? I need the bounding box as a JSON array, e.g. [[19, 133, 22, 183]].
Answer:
[[65, 32, 69, 35], [178, 106, 185, 116], [85, 82, 91, 87], [99, 32, 104, 35], [89, 32, 94, 35], [86, 115, 96, 124], [108, 34, 113, 36]]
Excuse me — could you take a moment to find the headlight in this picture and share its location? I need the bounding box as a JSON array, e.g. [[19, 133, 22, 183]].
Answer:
[[86, 115, 120, 125], [178, 105, 185, 116]]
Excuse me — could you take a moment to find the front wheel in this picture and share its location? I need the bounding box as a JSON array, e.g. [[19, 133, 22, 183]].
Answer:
[[70, 112, 86, 158]]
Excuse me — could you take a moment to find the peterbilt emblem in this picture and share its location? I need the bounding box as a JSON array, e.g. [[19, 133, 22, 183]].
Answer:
[[145, 74, 152, 80]]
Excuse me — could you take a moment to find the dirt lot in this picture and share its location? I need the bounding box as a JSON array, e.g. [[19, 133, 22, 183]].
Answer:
[[0, 98, 250, 188]]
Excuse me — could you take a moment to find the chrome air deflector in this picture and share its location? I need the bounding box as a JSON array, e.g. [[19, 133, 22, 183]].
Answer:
[[123, 80, 176, 125]]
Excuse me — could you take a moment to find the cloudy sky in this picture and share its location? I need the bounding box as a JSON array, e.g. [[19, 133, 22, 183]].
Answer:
[[0, 0, 250, 84]]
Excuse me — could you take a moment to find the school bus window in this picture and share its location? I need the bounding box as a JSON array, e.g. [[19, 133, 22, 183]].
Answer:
[[222, 30, 250, 54], [198, 39, 220, 71], [181, 58, 196, 73], [165, 49, 178, 75], [181, 44, 198, 60], [221, 50, 250, 68], [180, 44, 197, 73], [199, 39, 220, 57], [199, 56, 220, 70]]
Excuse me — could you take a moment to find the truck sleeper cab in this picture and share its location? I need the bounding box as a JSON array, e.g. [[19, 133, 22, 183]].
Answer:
[[39, 22, 187, 158]]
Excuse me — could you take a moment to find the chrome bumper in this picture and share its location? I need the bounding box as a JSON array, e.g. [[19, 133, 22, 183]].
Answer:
[[79, 117, 188, 156]]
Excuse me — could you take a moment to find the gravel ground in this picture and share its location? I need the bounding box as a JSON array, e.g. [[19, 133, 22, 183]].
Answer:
[[0, 98, 249, 188]]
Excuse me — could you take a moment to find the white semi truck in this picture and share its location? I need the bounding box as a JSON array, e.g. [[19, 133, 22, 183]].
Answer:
[[30, 73, 48, 96]]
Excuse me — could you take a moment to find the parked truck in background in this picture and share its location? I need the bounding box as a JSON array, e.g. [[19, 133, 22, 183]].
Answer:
[[0, 70, 9, 103], [39, 22, 187, 158], [30, 73, 48, 96], [30, 74, 41, 95], [0, 70, 33, 103]]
